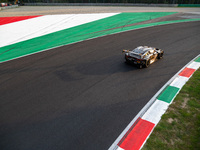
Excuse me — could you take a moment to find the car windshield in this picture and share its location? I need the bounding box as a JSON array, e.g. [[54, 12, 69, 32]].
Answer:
[[132, 46, 149, 54]]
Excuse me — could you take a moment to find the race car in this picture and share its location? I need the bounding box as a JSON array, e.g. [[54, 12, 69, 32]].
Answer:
[[122, 46, 164, 68]]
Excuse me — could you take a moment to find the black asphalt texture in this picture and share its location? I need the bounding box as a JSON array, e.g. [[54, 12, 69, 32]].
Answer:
[[0, 21, 200, 150]]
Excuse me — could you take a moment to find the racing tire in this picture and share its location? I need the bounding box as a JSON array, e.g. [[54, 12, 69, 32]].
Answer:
[[125, 55, 129, 64], [158, 52, 163, 59], [145, 59, 150, 68], [125, 58, 130, 64], [137, 64, 143, 69]]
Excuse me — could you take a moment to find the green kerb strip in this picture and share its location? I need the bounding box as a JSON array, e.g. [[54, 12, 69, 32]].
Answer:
[[194, 57, 200, 62], [158, 86, 180, 104], [1, 12, 199, 63], [0, 12, 176, 62]]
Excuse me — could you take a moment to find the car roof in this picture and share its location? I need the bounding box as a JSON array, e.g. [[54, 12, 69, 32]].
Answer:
[[132, 46, 154, 54]]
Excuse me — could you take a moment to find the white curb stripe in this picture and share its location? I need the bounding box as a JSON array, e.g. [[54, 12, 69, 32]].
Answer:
[[142, 100, 169, 125], [116, 146, 125, 150], [0, 13, 119, 48], [170, 76, 189, 89], [187, 61, 200, 70]]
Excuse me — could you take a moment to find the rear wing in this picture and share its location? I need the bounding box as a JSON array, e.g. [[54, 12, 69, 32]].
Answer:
[[122, 49, 130, 53], [122, 49, 141, 56]]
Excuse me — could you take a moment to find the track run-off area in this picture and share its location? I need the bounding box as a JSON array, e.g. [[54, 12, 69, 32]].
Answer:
[[0, 8, 200, 150]]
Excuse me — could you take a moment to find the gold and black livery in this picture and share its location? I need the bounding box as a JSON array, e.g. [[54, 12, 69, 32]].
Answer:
[[122, 46, 164, 68]]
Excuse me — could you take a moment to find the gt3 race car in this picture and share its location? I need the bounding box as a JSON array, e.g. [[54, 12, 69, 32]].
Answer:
[[122, 46, 164, 68]]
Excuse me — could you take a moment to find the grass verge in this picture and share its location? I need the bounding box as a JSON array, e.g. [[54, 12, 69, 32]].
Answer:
[[142, 68, 200, 150]]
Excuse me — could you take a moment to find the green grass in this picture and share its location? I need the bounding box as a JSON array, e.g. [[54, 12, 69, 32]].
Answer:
[[142, 68, 200, 150]]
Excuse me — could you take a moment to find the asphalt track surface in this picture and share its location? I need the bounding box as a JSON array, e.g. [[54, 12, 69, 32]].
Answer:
[[0, 21, 200, 150]]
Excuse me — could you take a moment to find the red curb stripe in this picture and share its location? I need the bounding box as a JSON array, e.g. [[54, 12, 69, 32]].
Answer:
[[118, 118, 155, 150], [118, 117, 141, 147], [178, 67, 196, 78], [0, 16, 41, 26]]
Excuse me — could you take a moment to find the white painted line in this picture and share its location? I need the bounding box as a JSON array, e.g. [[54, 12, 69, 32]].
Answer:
[[142, 100, 169, 125]]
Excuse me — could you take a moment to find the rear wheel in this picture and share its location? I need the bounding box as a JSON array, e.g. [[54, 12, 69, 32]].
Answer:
[[158, 52, 163, 59], [145, 59, 150, 68], [125, 58, 130, 64], [125, 55, 130, 64]]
